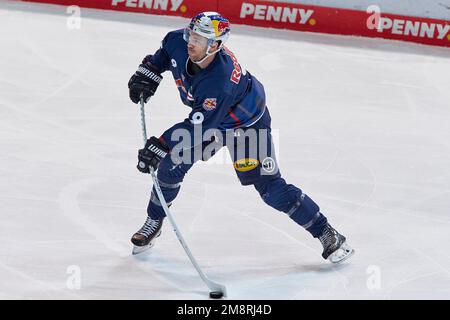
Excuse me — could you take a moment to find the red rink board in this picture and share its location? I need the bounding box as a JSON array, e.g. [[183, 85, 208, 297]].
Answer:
[[22, 0, 450, 47], [221, 0, 450, 47]]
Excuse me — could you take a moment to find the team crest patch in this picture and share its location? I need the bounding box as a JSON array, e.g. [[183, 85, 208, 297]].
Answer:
[[203, 98, 217, 111]]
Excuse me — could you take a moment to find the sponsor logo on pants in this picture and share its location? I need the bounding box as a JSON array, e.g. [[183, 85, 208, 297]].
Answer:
[[234, 158, 259, 172]]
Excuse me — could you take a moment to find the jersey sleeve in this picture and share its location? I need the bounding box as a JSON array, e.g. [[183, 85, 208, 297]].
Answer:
[[160, 78, 235, 151], [146, 33, 172, 73]]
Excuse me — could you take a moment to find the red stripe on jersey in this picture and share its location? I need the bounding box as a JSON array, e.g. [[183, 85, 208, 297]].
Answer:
[[228, 111, 241, 128]]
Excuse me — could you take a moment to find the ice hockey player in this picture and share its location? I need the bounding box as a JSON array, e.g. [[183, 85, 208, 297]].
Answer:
[[127, 11, 354, 263]]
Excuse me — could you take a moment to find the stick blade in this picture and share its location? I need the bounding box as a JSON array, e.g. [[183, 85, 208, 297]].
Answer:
[[206, 279, 227, 298]]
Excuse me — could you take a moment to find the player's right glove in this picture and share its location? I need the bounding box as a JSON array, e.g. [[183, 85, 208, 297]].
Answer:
[[128, 57, 163, 104], [137, 136, 169, 173]]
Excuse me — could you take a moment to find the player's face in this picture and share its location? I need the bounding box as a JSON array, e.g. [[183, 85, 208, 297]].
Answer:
[[187, 31, 208, 60]]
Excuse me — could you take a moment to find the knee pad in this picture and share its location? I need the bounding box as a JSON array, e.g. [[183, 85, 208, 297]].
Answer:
[[148, 157, 192, 219], [157, 157, 192, 185]]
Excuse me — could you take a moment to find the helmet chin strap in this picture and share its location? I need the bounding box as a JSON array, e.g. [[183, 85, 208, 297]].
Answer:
[[192, 45, 221, 65]]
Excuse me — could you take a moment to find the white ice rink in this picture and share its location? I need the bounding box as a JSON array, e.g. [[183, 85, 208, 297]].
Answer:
[[1, 0, 450, 299]]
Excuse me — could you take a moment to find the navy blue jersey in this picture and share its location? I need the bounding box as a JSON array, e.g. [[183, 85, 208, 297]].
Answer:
[[148, 29, 266, 150]]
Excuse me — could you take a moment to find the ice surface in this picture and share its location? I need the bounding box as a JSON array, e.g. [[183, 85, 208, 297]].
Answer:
[[1, 0, 449, 299]]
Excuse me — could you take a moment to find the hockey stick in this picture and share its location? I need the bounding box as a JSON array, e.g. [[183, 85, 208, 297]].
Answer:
[[138, 94, 227, 299]]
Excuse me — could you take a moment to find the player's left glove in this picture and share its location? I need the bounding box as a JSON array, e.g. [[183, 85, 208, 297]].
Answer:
[[137, 136, 169, 173]]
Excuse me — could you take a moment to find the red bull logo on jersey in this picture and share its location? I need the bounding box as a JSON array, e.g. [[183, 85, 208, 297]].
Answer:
[[203, 98, 217, 111]]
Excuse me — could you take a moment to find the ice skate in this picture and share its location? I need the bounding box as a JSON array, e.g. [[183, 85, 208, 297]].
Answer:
[[131, 216, 164, 255], [318, 223, 354, 263]]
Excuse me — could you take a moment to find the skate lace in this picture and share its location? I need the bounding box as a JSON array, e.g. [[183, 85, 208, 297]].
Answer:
[[138, 217, 160, 237], [319, 225, 338, 249]]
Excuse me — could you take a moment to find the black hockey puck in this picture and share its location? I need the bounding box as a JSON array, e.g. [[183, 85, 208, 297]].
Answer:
[[209, 291, 224, 299]]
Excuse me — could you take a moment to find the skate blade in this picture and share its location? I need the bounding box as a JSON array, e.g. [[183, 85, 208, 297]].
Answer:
[[131, 230, 161, 255], [132, 242, 155, 255], [328, 242, 354, 264]]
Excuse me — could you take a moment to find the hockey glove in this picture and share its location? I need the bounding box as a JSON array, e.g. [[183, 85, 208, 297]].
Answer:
[[137, 136, 169, 173], [128, 58, 163, 104]]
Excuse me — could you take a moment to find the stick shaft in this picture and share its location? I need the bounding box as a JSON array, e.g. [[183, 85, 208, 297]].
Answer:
[[138, 96, 226, 296]]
